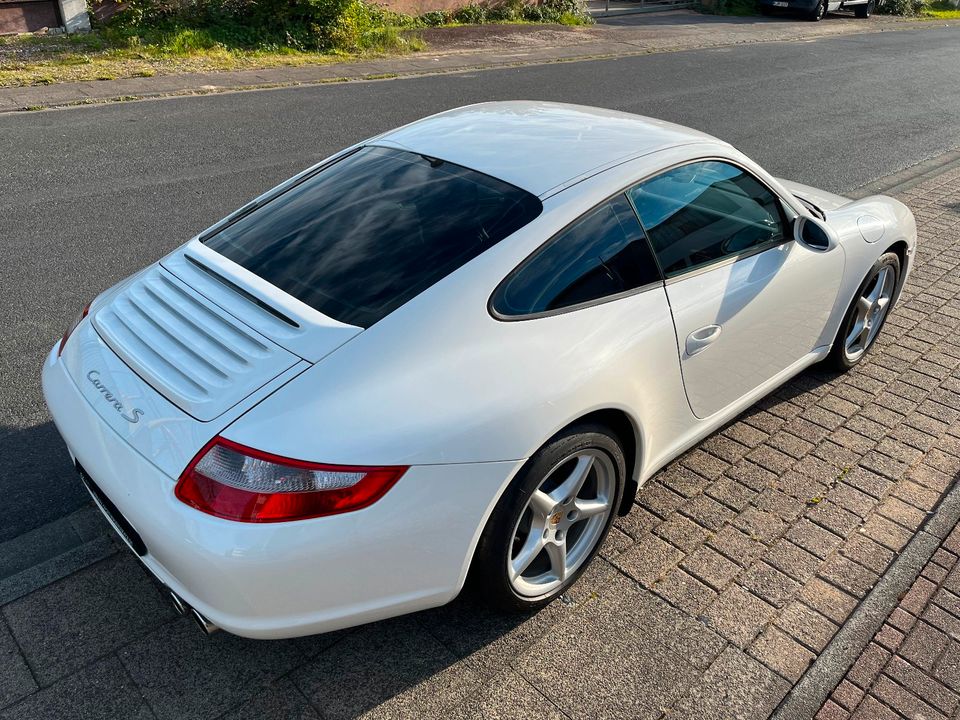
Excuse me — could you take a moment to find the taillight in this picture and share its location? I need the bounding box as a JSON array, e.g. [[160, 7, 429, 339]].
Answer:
[[58, 300, 92, 357], [175, 437, 408, 523]]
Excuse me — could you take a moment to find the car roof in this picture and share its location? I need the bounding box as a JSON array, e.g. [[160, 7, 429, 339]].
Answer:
[[374, 101, 724, 197]]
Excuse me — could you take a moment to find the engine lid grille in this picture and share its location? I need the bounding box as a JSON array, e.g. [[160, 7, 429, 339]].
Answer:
[[91, 266, 299, 421]]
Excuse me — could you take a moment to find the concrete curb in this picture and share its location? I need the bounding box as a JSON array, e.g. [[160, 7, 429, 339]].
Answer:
[[772, 475, 960, 719]]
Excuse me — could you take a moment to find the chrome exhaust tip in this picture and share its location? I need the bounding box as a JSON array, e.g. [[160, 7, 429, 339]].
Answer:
[[169, 591, 188, 616], [190, 607, 220, 635]]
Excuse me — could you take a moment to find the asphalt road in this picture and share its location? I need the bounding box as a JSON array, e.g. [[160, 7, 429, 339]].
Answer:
[[1, 24, 959, 543]]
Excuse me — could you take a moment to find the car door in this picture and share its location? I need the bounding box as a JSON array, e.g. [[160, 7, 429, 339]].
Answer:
[[627, 160, 844, 419]]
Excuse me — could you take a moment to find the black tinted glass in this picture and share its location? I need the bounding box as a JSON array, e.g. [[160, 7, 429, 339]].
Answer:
[[494, 194, 661, 317], [204, 146, 542, 327], [628, 161, 785, 278]]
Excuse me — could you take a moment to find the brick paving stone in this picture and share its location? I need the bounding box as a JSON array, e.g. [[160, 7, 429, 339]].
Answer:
[[294, 616, 481, 720], [120, 618, 305, 720], [657, 465, 710, 499], [901, 576, 938, 615], [654, 512, 711, 552], [740, 562, 800, 609], [218, 678, 320, 720], [764, 538, 821, 583], [885, 655, 959, 715], [724, 460, 779, 492], [860, 513, 914, 552], [681, 449, 730, 481], [800, 578, 858, 625], [842, 534, 895, 576], [787, 519, 844, 559], [830, 679, 864, 710], [681, 545, 742, 590], [679, 494, 736, 532], [702, 585, 777, 648], [706, 524, 766, 568], [637, 483, 685, 520], [872, 675, 948, 720], [613, 532, 683, 588], [878, 496, 929, 531], [830, 484, 877, 519], [847, 642, 892, 689], [887, 607, 918, 634], [670, 646, 791, 720], [1, 554, 175, 685], [806, 501, 862, 539], [818, 554, 880, 599], [447, 670, 565, 720], [816, 699, 849, 720], [734, 507, 788, 544], [653, 568, 718, 616], [775, 601, 838, 653], [873, 623, 905, 652], [705, 478, 757, 512], [841, 467, 893, 499], [755, 488, 807, 523], [0, 656, 152, 720], [0, 616, 35, 709], [749, 625, 815, 682]]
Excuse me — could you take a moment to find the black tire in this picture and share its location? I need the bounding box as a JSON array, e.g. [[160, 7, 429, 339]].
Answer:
[[471, 423, 626, 612], [808, 0, 827, 20], [854, 0, 874, 17], [826, 251, 901, 371]]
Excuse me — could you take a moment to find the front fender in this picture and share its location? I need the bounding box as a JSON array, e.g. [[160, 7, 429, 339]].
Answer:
[[821, 195, 917, 346]]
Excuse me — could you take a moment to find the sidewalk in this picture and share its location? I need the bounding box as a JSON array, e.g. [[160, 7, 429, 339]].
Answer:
[[819, 523, 960, 719], [1, 156, 960, 718], [0, 11, 933, 113]]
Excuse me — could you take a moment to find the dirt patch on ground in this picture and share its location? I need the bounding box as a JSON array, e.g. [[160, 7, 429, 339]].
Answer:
[[414, 22, 593, 52]]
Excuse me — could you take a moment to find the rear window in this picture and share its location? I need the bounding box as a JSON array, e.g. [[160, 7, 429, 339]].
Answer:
[[204, 146, 542, 328]]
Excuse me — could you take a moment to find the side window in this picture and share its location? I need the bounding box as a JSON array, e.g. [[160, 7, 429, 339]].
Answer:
[[493, 194, 661, 317], [628, 161, 786, 278]]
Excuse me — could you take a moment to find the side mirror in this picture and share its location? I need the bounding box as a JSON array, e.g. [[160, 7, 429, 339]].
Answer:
[[794, 215, 838, 252]]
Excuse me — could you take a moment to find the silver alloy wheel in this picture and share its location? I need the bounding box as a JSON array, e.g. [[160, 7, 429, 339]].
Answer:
[[844, 265, 895, 363], [507, 449, 615, 598]]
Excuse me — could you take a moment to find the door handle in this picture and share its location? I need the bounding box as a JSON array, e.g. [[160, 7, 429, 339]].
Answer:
[[685, 325, 722, 357]]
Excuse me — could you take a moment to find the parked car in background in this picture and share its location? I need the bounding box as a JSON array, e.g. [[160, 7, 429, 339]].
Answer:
[[760, 0, 876, 20], [43, 102, 915, 639]]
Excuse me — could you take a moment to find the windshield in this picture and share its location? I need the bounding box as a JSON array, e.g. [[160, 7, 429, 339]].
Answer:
[[204, 146, 542, 328]]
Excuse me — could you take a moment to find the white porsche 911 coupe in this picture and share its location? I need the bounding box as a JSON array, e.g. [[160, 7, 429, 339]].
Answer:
[[43, 102, 916, 639]]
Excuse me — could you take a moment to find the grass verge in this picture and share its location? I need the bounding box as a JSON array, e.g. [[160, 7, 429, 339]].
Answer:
[[922, 0, 960, 16], [0, 0, 590, 88]]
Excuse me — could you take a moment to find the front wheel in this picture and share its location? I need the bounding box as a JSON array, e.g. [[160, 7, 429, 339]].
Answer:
[[471, 424, 625, 611], [854, 0, 874, 17], [826, 252, 900, 371], [808, 0, 827, 19]]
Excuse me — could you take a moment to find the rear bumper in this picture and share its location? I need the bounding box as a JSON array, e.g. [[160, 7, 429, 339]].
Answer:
[[42, 343, 519, 638], [758, 0, 819, 9]]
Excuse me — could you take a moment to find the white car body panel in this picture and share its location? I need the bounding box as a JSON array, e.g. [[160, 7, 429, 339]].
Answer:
[[41, 101, 918, 638], [665, 238, 844, 418]]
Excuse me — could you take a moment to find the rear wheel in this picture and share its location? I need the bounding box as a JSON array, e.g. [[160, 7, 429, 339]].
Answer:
[[471, 424, 625, 611], [827, 252, 900, 371], [854, 0, 874, 17], [808, 0, 827, 20]]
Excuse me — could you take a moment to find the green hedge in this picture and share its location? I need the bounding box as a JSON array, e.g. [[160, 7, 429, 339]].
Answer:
[[100, 0, 590, 52]]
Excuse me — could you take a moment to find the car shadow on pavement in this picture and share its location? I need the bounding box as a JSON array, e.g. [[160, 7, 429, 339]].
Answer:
[[0, 421, 88, 545]]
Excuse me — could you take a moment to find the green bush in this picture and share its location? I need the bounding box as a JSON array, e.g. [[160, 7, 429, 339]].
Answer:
[[876, 0, 925, 14], [98, 0, 589, 54]]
